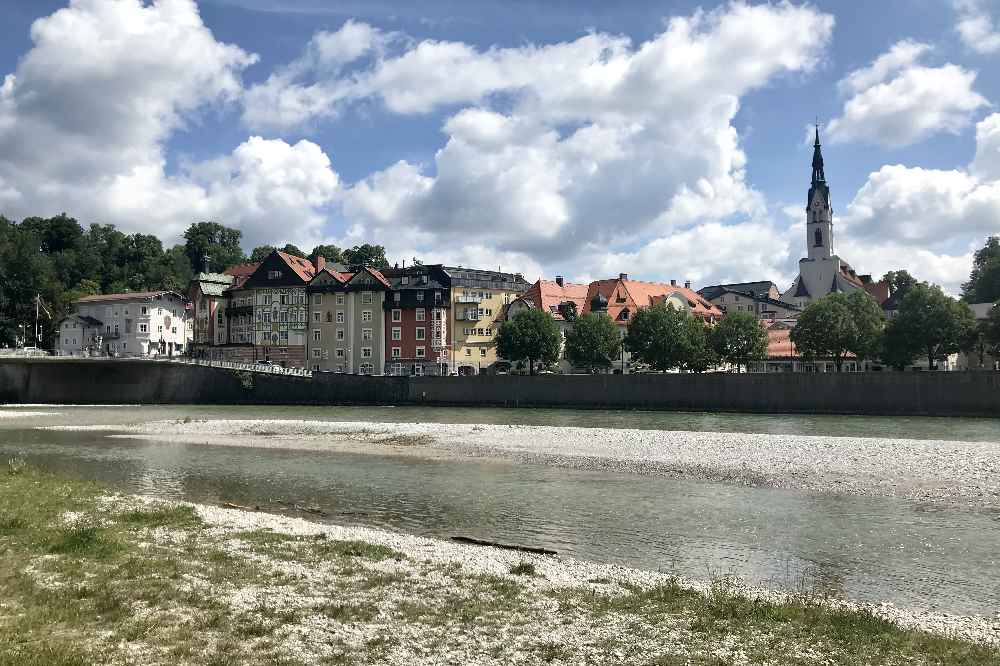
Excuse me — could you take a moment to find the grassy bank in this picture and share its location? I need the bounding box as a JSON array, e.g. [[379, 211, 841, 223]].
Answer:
[[0, 462, 997, 665]]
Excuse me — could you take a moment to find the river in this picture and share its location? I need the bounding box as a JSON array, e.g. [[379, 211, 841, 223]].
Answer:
[[2, 404, 999, 618]]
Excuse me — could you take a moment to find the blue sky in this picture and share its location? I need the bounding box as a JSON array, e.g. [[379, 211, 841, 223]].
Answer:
[[2, 0, 1000, 294]]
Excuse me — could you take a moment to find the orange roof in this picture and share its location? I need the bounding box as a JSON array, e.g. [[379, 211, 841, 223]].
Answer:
[[863, 280, 890, 305], [276, 251, 316, 282], [365, 268, 392, 289], [521, 279, 590, 320], [316, 267, 353, 284], [77, 290, 180, 303], [579, 277, 722, 324], [766, 325, 856, 360], [224, 262, 260, 289]]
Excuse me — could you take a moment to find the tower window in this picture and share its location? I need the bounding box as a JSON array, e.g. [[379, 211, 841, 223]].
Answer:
[[814, 229, 823, 247]]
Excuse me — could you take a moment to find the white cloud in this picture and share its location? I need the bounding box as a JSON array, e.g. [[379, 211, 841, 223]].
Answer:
[[0, 0, 342, 250], [955, 0, 1000, 54], [839, 113, 1000, 293], [827, 40, 988, 148]]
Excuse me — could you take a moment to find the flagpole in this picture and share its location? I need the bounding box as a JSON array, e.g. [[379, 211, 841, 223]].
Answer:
[[35, 294, 40, 346]]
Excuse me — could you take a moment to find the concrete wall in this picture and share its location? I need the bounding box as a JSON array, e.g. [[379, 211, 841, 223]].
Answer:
[[2, 358, 999, 416]]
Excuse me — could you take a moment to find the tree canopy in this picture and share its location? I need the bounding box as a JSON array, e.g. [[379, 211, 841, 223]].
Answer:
[[183, 222, 244, 273], [790, 292, 884, 370], [624, 302, 714, 372], [564, 312, 620, 372], [343, 243, 389, 269], [710, 312, 767, 373], [496, 309, 561, 375], [883, 283, 977, 370], [962, 236, 1000, 303], [880, 269, 918, 297], [309, 244, 344, 264]]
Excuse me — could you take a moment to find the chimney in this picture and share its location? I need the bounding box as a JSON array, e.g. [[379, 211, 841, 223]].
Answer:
[[670, 279, 677, 286], [315, 255, 326, 273], [619, 273, 628, 281], [684, 280, 691, 289], [555, 275, 564, 287]]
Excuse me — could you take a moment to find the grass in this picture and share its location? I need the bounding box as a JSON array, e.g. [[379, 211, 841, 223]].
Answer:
[[0, 463, 998, 665]]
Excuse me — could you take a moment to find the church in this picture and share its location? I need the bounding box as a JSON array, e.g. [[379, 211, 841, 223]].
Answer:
[[779, 127, 868, 308]]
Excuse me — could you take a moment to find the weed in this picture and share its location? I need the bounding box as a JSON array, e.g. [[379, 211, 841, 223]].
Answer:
[[509, 561, 537, 576], [317, 539, 405, 562], [48, 525, 120, 558], [116, 505, 202, 529]]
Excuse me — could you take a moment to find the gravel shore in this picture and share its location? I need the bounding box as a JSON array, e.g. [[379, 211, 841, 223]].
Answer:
[[44, 418, 1000, 504]]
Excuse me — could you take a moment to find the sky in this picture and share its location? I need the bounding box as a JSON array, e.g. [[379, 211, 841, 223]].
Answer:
[[2, 0, 1000, 295]]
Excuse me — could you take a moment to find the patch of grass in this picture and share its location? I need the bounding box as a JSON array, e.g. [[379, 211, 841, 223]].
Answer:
[[316, 539, 405, 562], [509, 561, 537, 576], [115, 505, 203, 529], [0, 515, 28, 534], [6, 457, 27, 476], [377, 434, 434, 447], [313, 601, 378, 623], [47, 525, 120, 558], [532, 640, 571, 663]]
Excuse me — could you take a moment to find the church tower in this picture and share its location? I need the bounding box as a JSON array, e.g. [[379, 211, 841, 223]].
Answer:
[[806, 125, 833, 261]]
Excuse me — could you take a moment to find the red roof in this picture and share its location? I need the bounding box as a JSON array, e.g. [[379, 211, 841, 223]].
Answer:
[[365, 267, 392, 289], [276, 251, 316, 282], [316, 267, 353, 284], [863, 280, 890, 305], [225, 262, 260, 289], [766, 323, 856, 360], [581, 277, 722, 324], [520, 279, 590, 320], [77, 290, 180, 303]]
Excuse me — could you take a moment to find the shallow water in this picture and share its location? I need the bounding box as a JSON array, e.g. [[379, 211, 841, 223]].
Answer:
[[2, 405, 999, 617]]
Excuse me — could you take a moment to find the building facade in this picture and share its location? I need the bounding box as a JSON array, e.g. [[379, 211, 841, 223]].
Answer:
[[306, 266, 391, 374], [447, 267, 531, 375], [383, 265, 451, 376], [57, 291, 190, 357]]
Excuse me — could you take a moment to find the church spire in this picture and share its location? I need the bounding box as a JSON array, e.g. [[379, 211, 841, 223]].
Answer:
[[811, 123, 825, 185]]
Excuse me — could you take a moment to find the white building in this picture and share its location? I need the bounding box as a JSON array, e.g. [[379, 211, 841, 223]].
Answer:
[[780, 127, 867, 309], [57, 291, 190, 357]]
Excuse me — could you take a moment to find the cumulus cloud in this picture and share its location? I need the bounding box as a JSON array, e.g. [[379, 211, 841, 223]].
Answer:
[[0, 0, 343, 249], [838, 113, 1000, 293], [827, 40, 988, 148], [954, 0, 1000, 54]]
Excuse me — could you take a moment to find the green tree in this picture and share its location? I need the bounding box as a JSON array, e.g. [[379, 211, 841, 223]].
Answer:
[[557, 301, 578, 323], [343, 243, 389, 269], [280, 243, 306, 258], [881, 269, 918, 296], [564, 312, 621, 372], [309, 244, 344, 264], [845, 290, 886, 362], [183, 222, 244, 273], [624, 302, 712, 372], [496, 309, 561, 375], [962, 236, 1000, 303], [882, 284, 977, 370], [711, 312, 767, 373], [249, 245, 277, 263]]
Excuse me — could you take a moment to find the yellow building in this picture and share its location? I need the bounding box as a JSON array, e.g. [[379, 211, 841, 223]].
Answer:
[[445, 267, 530, 375]]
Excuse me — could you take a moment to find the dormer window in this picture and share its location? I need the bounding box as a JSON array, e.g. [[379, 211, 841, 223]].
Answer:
[[268, 270, 281, 280], [401, 276, 409, 285], [618, 308, 630, 321]]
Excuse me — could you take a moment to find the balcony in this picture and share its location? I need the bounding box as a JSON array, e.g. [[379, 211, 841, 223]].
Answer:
[[456, 309, 481, 321], [456, 295, 481, 304]]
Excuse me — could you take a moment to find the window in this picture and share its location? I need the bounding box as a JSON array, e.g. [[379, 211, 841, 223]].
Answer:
[[362, 291, 373, 304], [157, 325, 163, 333], [465, 348, 471, 356], [485, 328, 493, 336], [814, 228, 823, 247], [416, 308, 425, 321], [434, 291, 442, 303], [480, 348, 487, 357], [268, 270, 281, 279], [394, 292, 401, 303], [139, 324, 148, 333], [413, 364, 424, 376], [280, 294, 289, 305], [416, 346, 426, 358], [464, 328, 472, 335], [312, 349, 321, 359], [313, 329, 321, 341], [362, 310, 372, 322], [416, 292, 424, 302], [416, 327, 425, 340], [313, 364, 320, 371], [335, 349, 345, 358], [336, 294, 345, 305], [392, 327, 401, 341], [359, 363, 374, 375], [171, 327, 177, 334], [361, 347, 373, 358], [336, 311, 345, 324], [401, 276, 409, 285], [312, 294, 322, 305], [391, 347, 401, 358], [391, 309, 401, 322], [326, 311, 333, 323], [362, 328, 373, 341], [141, 306, 148, 315], [313, 311, 321, 322], [336, 329, 344, 340]]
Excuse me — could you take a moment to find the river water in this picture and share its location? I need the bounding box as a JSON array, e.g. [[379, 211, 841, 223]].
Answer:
[[2, 405, 999, 617]]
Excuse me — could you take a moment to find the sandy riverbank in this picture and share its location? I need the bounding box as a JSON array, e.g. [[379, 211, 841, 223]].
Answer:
[[42, 418, 1000, 504]]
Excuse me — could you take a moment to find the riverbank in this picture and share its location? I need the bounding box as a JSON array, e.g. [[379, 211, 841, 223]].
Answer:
[[1, 464, 997, 665], [44, 418, 1000, 504]]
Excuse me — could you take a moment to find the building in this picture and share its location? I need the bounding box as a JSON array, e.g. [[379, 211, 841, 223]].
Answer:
[[698, 282, 802, 320], [57, 291, 190, 357], [306, 264, 391, 374], [383, 264, 451, 376], [958, 302, 999, 371], [188, 262, 258, 360], [749, 320, 862, 373], [779, 127, 867, 309], [447, 267, 532, 375], [507, 276, 590, 373]]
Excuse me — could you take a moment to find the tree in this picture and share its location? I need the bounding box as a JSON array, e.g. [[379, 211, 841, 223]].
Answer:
[[881, 269, 918, 297], [962, 236, 1000, 303], [249, 245, 277, 263], [557, 301, 578, 322], [183, 222, 244, 273], [309, 244, 344, 264], [882, 284, 977, 370], [564, 312, 621, 372], [280, 243, 306, 258], [791, 292, 883, 371], [624, 302, 713, 372], [496, 309, 561, 375], [845, 290, 886, 362], [342, 243, 389, 269], [711, 312, 767, 373]]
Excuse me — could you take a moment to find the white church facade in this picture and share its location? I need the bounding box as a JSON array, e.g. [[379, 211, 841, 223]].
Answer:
[[780, 127, 867, 309]]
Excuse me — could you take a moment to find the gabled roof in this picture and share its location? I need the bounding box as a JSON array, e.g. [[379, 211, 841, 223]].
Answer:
[[582, 277, 722, 323], [76, 290, 181, 303], [276, 251, 316, 282], [520, 279, 590, 321], [224, 262, 260, 290], [345, 266, 391, 289], [698, 281, 777, 301]]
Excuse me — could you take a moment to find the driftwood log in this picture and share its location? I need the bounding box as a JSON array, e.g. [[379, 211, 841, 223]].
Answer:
[[451, 536, 557, 556]]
